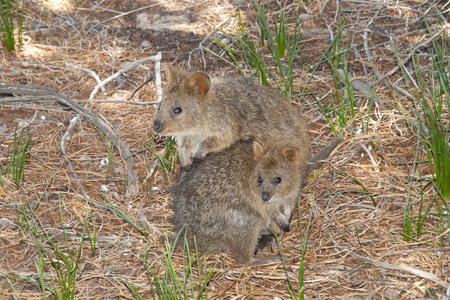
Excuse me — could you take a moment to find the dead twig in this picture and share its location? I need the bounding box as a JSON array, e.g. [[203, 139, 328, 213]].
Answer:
[[138, 208, 163, 237], [128, 52, 162, 102], [348, 251, 449, 289], [87, 1, 208, 32], [359, 142, 379, 173], [188, 16, 233, 69], [58, 95, 140, 197], [0, 96, 158, 106], [0, 83, 140, 197], [336, 69, 387, 110], [87, 3, 162, 32], [64, 62, 105, 92], [128, 76, 154, 101], [373, 23, 450, 86], [381, 247, 450, 257], [78, 99, 159, 105], [60, 53, 161, 198], [89, 53, 162, 101]]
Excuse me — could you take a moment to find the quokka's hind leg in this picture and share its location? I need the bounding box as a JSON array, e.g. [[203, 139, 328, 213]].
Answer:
[[233, 242, 257, 266], [231, 230, 261, 266]]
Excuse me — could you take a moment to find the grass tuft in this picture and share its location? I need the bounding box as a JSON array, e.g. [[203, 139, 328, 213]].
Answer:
[[210, 1, 304, 99], [0, 0, 22, 51], [281, 197, 314, 300], [1, 199, 88, 299], [143, 233, 216, 299], [4, 123, 32, 188], [396, 16, 450, 245]]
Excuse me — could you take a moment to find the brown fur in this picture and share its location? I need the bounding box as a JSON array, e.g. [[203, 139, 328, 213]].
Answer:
[[152, 67, 311, 175], [153, 68, 311, 233], [172, 139, 302, 266]]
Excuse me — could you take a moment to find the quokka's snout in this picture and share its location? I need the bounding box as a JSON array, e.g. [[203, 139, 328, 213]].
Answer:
[[152, 120, 163, 133]]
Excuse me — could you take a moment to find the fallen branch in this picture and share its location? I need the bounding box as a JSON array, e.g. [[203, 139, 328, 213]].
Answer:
[[87, 3, 162, 32], [87, 1, 207, 32], [382, 247, 450, 256], [89, 53, 162, 101], [153, 52, 163, 103], [128, 52, 162, 102], [0, 83, 139, 197], [61, 53, 161, 197], [0, 96, 158, 106]]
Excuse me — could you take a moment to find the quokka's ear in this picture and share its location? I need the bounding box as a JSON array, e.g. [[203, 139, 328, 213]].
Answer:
[[185, 72, 210, 96], [281, 146, 299, 164], [164, 66, 187, 84], [253, 140, 267, 160]]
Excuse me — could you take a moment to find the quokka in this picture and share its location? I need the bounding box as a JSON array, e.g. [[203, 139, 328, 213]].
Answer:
[[152, 67, 311, 175], [172, 139, 303, 266]]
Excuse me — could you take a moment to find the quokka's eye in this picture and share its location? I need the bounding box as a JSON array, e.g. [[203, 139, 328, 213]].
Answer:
[[257, 176, 263, 184], [274, 177, 282, 184], [173, 107, 182, 114]]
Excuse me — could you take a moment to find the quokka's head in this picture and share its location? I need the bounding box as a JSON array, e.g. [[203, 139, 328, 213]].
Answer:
[[153, 67, 211, 137], [250, 140, 301, 203]]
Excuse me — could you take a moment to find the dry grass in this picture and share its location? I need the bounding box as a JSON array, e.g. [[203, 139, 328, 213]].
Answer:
[[1, 0, 449, 299]]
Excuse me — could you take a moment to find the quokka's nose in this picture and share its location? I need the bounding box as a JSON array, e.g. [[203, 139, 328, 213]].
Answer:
[[153, 121, 162, 133], [261, 192, 270, 202]]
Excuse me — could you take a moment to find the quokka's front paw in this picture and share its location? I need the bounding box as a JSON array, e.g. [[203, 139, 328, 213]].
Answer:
[[181, 163, 192, 172], [193, 149, 207, 160]]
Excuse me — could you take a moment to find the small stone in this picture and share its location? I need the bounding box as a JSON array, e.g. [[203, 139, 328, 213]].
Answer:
[[393, 28, 404, 35], [221, 37, 231, 46], [141, 40, 151, 48], [0, 218, 15, 230], [299, 14, 311, 22], [0, 124, 7, 134], [100, 158, 109, 166]]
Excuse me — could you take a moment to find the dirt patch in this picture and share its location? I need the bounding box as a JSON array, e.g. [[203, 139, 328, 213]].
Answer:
[[136, 14, 190, 32]]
